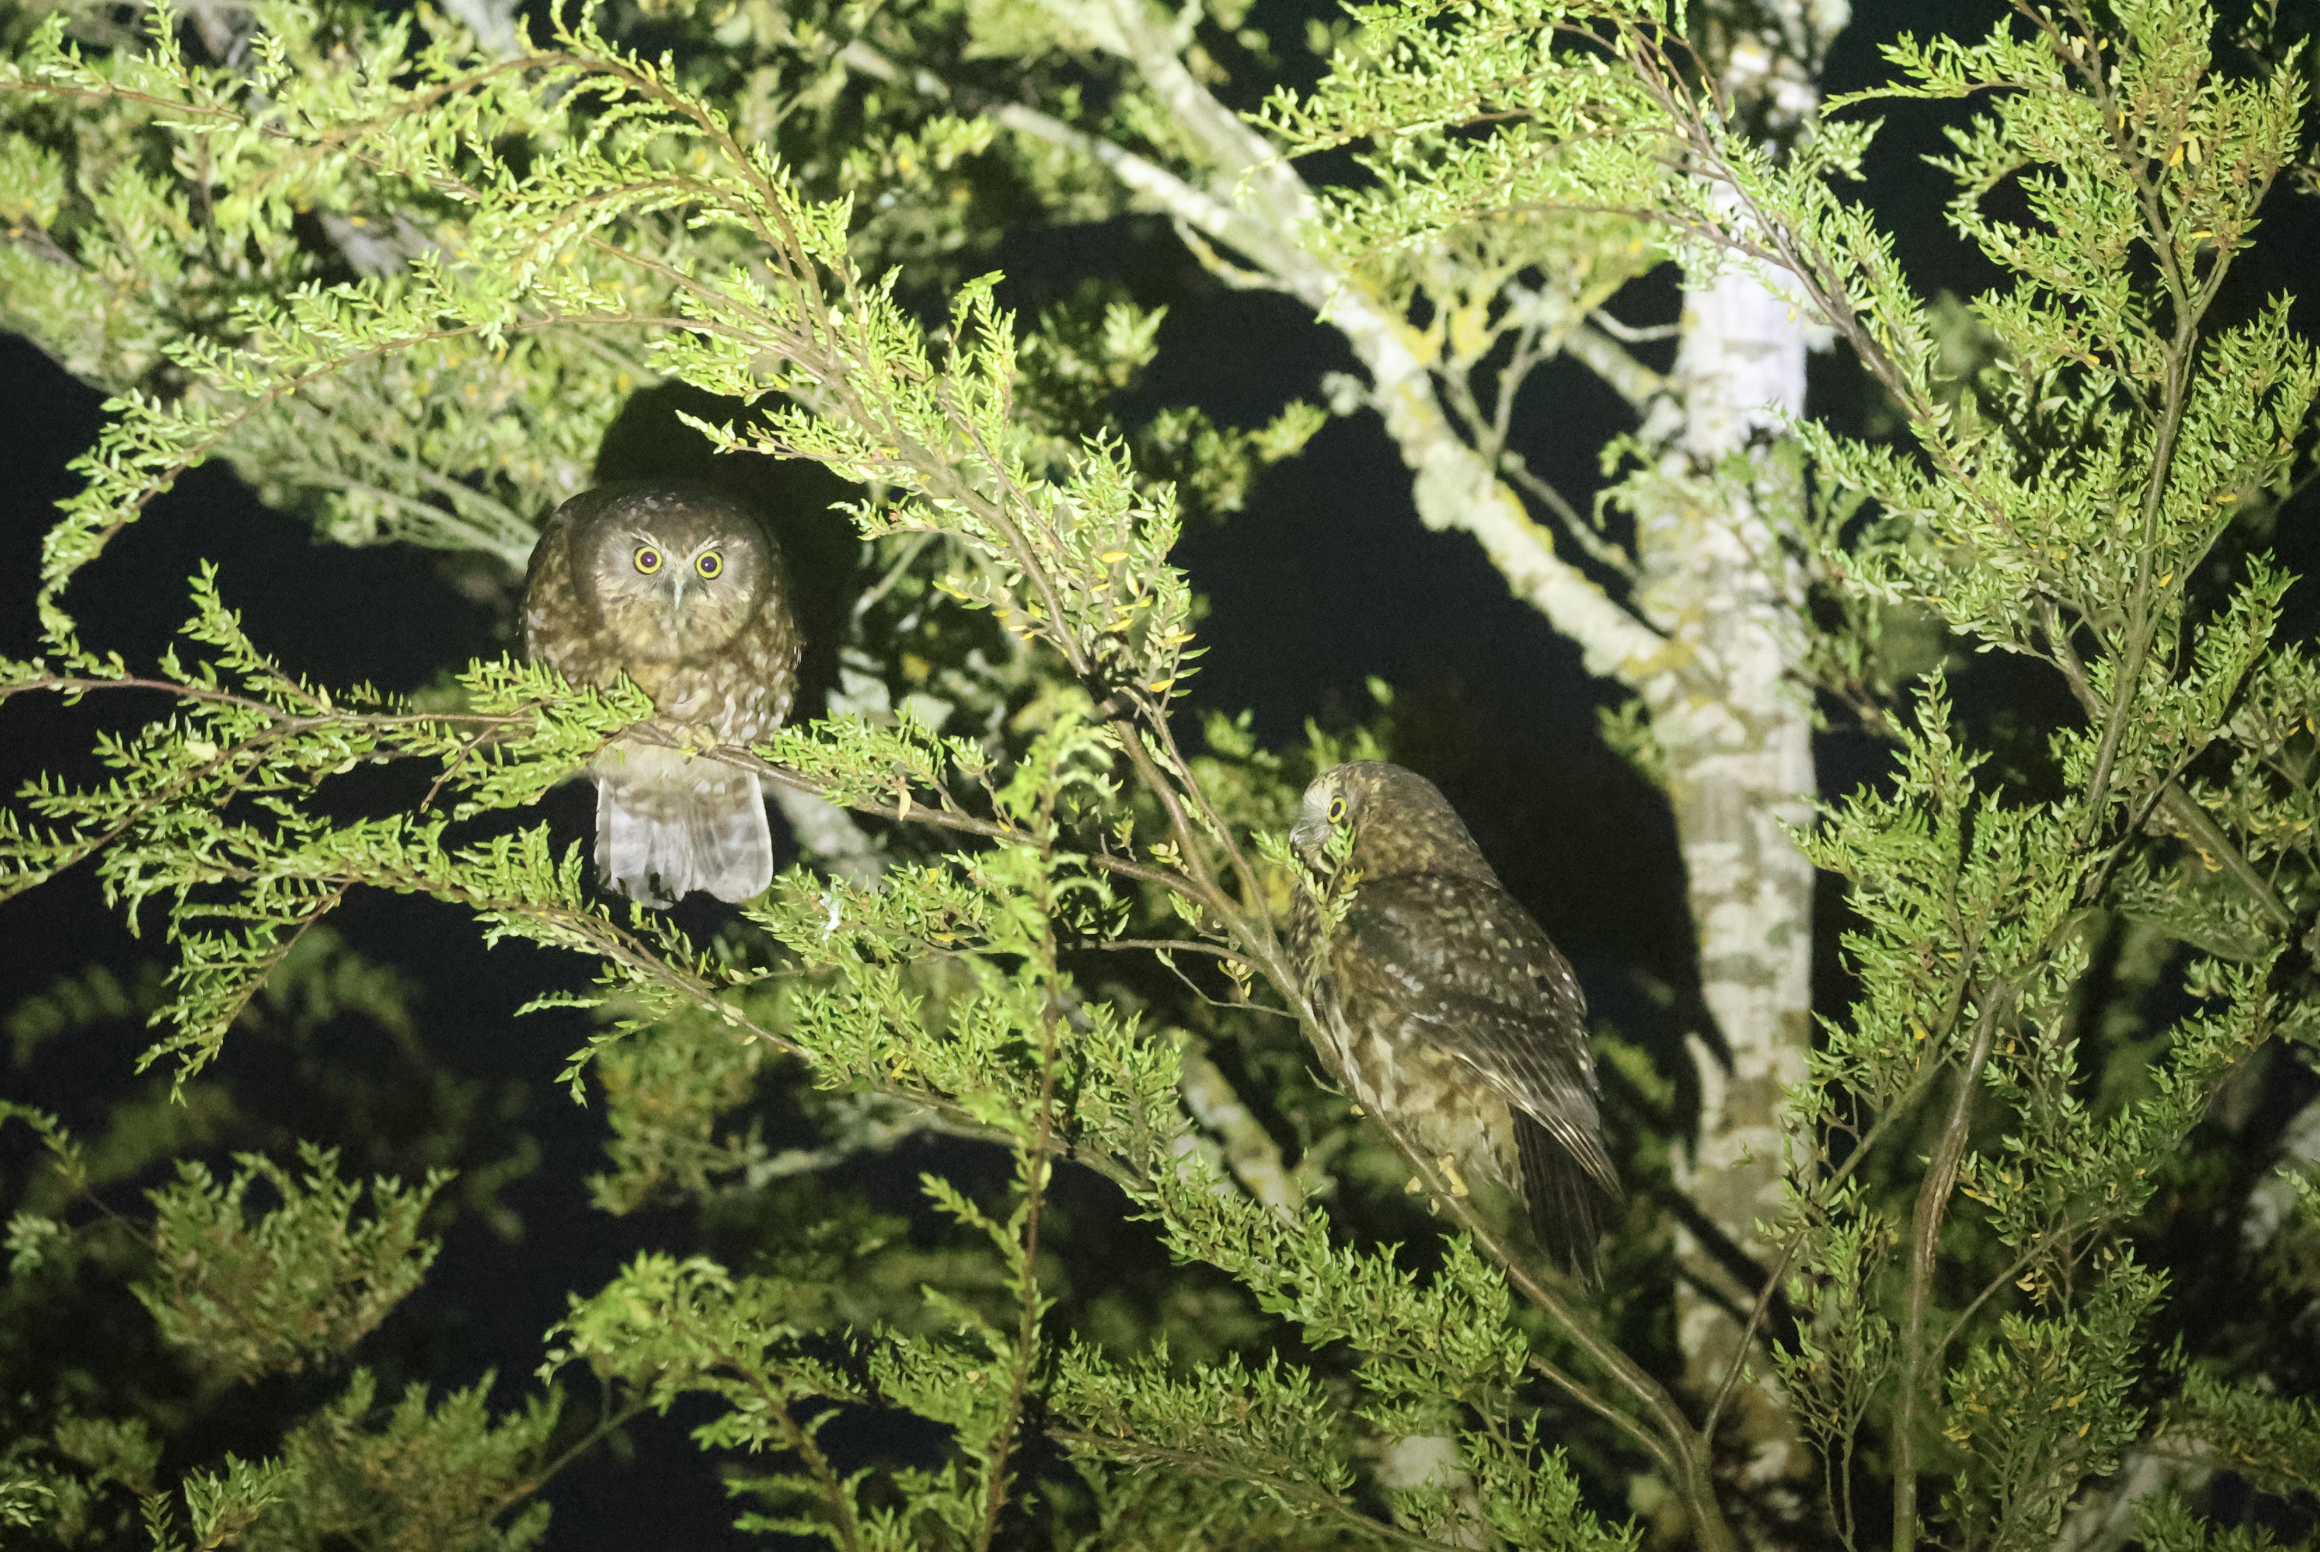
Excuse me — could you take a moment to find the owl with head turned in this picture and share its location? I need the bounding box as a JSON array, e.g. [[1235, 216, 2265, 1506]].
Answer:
[[1289, 761, 1619, 1282], [523, 481, 802, 907]]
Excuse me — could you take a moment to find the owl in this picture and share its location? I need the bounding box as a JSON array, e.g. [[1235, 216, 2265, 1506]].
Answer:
[[523, 482, 802, 907], [1289, 761, 1618, 1281]]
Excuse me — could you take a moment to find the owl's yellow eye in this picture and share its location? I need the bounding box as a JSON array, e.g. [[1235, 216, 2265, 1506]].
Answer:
[[695, 550, 723, 579], [634, 546, 664, 574], [1328, 795, 1348, 824]]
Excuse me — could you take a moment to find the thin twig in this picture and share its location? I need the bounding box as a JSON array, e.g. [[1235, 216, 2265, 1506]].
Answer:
[[851, 532, 937, 621], [1501, 453, 1640, 580], [1892, 989, 2012, 1552], [1080, 936, 1254, 967], [1588, 310, 1682, 343]]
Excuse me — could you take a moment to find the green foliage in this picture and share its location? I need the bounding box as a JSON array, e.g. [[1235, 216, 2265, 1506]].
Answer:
[[2138, 1493, 2295, 1552], [2160, 1352, 2320, 1500], [0, 1104, 561, 1552], [0, 1, 621, 583], [1936, 1250, 2158, 1552], [240, 1370, 562, 1552], [1253, 0, 1676, 298], [0, 2, 1630, 1540], [135, 1143, 447, 1384], [586, 997, 776, 1212], [0, 0, 2315, 1549]]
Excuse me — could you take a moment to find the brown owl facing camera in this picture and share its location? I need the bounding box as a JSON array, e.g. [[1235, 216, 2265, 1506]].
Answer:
[[523, 482, 802, 907], [1290, 761, 1619, 1282]]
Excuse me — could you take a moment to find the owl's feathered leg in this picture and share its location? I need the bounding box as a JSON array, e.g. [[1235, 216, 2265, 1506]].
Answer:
[[592, 745, 773, 906], [1514, 1112, 1612, 1286]]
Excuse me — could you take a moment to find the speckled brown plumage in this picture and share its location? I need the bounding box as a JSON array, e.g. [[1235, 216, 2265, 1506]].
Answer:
[[523, 481, 801, 906], [1289, 761, 1618, 1282]]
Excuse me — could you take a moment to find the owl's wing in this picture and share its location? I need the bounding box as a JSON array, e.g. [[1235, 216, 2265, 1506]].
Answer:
[[1345, 873, 1619, 1199]]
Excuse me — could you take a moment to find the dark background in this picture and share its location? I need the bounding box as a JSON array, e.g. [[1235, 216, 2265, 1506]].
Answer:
[[3, 2, 2315, 1545]]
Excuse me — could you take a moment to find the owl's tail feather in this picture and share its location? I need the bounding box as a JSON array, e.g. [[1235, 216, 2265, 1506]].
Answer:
[[1514, 1112, 1612, 1286], [594, 762, 773, 908]]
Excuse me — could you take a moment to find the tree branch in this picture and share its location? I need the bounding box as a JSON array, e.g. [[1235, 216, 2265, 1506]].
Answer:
[[993, 24, 1683, 690], [1892, 989, 2011, 1552]]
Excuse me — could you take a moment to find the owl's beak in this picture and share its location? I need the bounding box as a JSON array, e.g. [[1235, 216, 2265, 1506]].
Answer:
[[1290, 812, 1320, 858], [666, 571, 688, 620]]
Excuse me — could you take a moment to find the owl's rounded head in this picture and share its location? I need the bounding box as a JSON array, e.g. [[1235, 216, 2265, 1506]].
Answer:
[[556, 481, 784, 661], [1292, 760, 1499, 884]]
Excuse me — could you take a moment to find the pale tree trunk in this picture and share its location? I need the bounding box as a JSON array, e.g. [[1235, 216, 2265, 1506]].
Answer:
[[1634, 260, 1818, 1495], [1621, 0, 1847, 1504], [1628, 8, 1846, 1495]]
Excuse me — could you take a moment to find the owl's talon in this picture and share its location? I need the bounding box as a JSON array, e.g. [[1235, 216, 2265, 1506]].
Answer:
[[1404, 1176, 1422, 1195], [1436, 1154, 1471, 1196]]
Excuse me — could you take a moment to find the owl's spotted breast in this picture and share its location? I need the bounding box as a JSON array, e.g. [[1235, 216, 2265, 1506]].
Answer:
[[619, 622, 797, 744]]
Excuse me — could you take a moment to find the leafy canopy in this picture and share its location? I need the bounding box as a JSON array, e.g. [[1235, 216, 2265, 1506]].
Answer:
[[1, 0, 2316, 1549]]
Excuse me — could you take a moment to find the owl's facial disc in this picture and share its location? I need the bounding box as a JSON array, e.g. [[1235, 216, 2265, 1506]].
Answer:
[[589, 520, 764, 660], [1290, 773, 1348, 863]]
